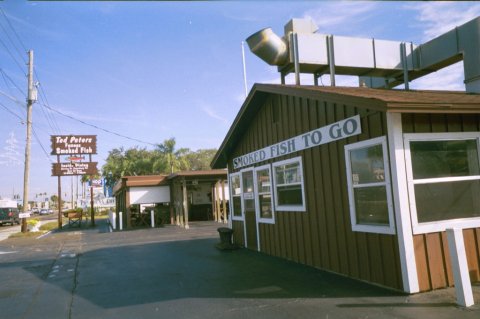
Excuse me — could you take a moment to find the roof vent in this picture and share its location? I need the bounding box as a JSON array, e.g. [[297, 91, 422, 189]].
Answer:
[[246, 17, 480, 93]]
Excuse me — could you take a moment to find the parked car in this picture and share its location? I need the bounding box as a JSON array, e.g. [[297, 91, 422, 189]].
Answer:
[[39, 208, 49, 215], [0, 207, 20, 226], [32, 207, 39, 214]]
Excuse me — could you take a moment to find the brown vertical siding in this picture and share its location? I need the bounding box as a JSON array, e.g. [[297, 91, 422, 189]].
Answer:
[[232, 220, 245, 247], [228, 93, 403, 290], [403, 113, 480, 291]]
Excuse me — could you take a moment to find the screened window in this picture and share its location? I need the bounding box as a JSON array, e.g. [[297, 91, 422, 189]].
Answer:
[[230, 173, 242, 219], [345, 136, 395, 234], [255, 165, 274, 223], [273, 157, 306, 212], [405, 133, 480, 233]]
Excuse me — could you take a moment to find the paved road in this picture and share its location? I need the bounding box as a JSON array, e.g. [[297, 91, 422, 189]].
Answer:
[[0, 224, 21, 241], [0, 220, 479, 319]]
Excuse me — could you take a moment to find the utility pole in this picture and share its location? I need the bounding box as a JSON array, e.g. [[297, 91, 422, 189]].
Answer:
[[21, 50, 36, 233]]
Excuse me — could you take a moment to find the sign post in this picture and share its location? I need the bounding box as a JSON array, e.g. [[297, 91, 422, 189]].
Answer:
[[51, 135, 98, 229]]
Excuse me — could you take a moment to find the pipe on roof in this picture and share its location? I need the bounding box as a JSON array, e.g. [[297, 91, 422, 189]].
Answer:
[[414, 17, 480, 92], [246, 17, 480, 93], [245, 28, 288, 66]]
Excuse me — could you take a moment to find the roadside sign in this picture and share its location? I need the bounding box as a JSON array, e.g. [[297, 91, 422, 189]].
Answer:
[[52, 162, 98, 176], [66, 156, 85, 161], [51, 135, 97, 155], [90, 179, 103, 187], [19, 212, 31, 218]]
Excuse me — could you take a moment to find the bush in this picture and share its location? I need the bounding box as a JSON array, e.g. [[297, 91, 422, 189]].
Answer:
[[27, 219, 39, 226]]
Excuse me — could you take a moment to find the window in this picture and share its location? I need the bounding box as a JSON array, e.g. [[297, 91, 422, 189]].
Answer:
[[230, 173, 243, 220], [272, 156, 306, 211], [242, 168, 255, 213], [345, 136, 395, 234], [405, 133, 480, 234], [254, 164, 275, 223]]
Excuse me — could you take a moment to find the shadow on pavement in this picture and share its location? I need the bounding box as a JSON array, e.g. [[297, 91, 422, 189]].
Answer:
[[36, 237, 401, 309]]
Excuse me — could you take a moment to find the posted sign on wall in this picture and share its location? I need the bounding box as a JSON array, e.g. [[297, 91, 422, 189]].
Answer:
[[233, 115, 361, 169]]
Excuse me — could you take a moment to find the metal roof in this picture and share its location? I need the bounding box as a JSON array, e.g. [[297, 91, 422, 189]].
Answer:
[[113, 170, 228, 194], [211, 84, 480, 169], [167, 169, 227, 180]]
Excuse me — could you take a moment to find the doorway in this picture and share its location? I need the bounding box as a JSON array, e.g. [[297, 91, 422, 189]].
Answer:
[[242, 169, 258, 250]]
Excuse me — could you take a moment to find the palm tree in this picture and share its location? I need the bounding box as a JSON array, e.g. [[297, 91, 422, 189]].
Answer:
[[156, 138, 190, 174]]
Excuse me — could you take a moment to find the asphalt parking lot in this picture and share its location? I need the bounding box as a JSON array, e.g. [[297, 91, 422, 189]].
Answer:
[[0, 219, 479, 319]]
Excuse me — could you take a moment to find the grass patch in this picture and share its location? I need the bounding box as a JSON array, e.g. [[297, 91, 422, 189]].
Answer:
[[39, 221, 58, 231], [9, 231, 45, 238]]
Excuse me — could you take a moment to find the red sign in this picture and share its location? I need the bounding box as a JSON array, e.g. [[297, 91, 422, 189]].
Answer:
[[66, 156, 85, 161]]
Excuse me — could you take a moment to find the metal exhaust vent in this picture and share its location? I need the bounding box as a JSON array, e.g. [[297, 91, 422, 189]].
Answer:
[[246, 17, 480, 93], [246, 28, 288, 66]]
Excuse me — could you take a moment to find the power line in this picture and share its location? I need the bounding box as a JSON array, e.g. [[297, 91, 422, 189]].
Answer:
[[0, 87, 26, 109], [34, 70, 62, 133], [32, 126, 53, 164], [0, 18, 26, 65], [0, 100, 24, 122], [0, 8, 27, 53], [39, 102, 157, 146], [0, 36, 26, 75], [0, 86, 156, 147], [0, 67, 26, 96]]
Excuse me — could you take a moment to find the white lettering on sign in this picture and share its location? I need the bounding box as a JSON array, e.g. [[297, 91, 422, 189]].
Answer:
[[233, 115, 361, 169]]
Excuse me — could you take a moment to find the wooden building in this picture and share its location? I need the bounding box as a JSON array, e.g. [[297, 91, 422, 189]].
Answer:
[[113, 170, 228, 229], [211, 83, 480, 293]]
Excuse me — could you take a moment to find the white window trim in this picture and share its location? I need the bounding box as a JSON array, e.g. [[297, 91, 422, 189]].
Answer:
[[272, 156, 306, 212], [229, 172, 244, 221], [240, 167, 255, 215], [254, 164, 275, 224], [344, 136, 396, 235], [404, 132, 480, 234]]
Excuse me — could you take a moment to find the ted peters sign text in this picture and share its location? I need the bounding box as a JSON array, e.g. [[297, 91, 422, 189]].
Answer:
[[52, 162, 98, 176], [233, 115, 361, 169], [51, 135, 97, 155]]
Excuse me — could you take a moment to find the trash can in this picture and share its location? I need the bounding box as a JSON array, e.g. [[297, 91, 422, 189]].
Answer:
[[216, 227, 236, 250]]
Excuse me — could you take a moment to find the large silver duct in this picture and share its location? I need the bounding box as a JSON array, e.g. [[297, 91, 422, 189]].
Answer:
[[414, 17, 480, 93], [246, 28, 288, 66], [246, 17, 480, 93]]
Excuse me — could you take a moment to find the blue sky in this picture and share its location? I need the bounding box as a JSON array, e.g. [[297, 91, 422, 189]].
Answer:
[[0, 1, 479, 201]]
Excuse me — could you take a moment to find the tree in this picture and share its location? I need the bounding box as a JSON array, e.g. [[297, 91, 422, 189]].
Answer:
[[184, 148, 217, 170], [155, 138, 190, 173], [101, 138, 218, 188]]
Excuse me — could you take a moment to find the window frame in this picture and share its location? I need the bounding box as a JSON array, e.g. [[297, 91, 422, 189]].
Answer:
[[272, 156, 306, 212], [344, 136, 396, 235], [240, 167, 255, 215], [254, 164, 275, 224], [229, 172, 244, 221], [404, 132, 480, 234]]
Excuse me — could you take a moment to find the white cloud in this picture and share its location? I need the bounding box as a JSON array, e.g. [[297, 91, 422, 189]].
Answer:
[[406, 2, 480, 41], [202, 105, 229, 126], [410, 62, 464, 91], [303, 1, 379, 34]]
